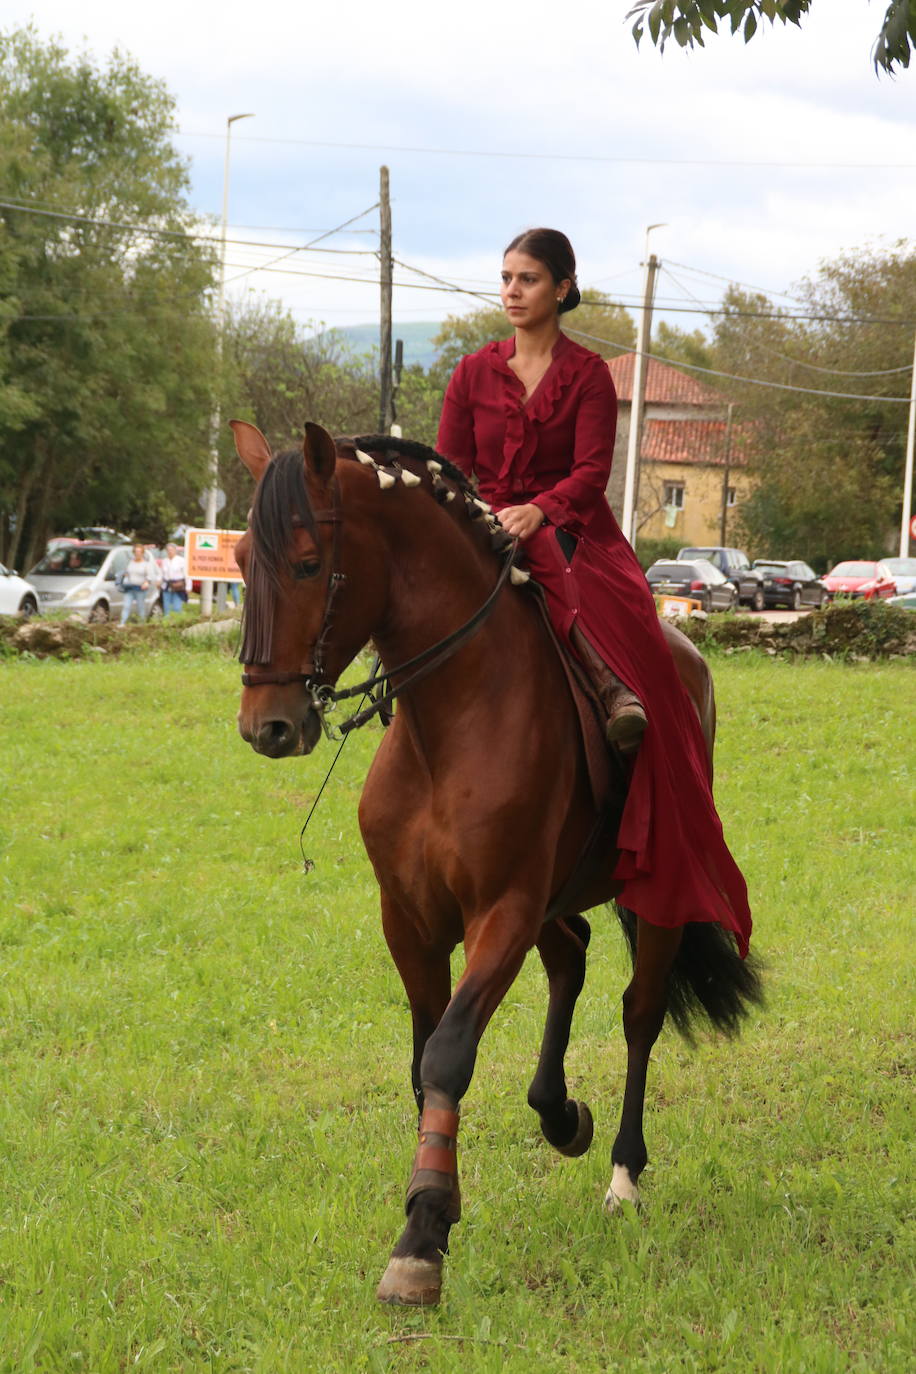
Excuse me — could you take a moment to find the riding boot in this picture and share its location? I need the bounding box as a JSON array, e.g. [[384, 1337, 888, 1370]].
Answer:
[[570, 625, 647, 753]]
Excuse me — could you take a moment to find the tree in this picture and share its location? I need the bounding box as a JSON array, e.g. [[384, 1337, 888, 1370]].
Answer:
[[705, 254, 914, 565], [0, 28, 220, 567], [218, 298, 379, 526], [627, 2, 916, 75]]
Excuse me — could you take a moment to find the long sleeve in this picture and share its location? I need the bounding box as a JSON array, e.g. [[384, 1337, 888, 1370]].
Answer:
[[436, 359, 477, 479], [532, 362, 617, 535]]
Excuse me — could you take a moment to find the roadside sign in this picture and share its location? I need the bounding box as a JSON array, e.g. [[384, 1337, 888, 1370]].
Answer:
[[655, 594, 702, 617], [186, 527, 244, 581]]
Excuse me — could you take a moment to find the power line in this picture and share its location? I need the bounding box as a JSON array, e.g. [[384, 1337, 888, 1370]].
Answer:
[[565, 327, 912, 404], [222, 203, 379, 287], [0, 197, 377, 256], [663, 258, 813, 308], [175, 128, 916, 171]]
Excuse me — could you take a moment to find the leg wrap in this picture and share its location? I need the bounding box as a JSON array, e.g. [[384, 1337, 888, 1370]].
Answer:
[[406, 1105, 461, 1222]]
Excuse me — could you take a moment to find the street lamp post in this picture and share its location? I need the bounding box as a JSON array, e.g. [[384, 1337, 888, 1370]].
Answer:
[[201, 111, 254, 618]]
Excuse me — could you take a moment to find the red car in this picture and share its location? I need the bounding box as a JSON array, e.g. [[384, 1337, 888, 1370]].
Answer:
[[822, 560, 897, 601]]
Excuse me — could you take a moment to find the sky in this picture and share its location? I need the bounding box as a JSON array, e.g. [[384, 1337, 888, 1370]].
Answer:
[[6, 1, 916, 342]]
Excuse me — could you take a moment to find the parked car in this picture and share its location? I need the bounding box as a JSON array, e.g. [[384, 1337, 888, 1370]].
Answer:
[[0, 563, 39, 618], [27, 542, 161, 622], [676, 546, 766, 609], [882, 556, 916, 595], [888, 592, 916, 611], [821, 560, 897, 601], [646, 559, 738, 613], [46, 526, 132, 553], [751, 559, 829, 610]]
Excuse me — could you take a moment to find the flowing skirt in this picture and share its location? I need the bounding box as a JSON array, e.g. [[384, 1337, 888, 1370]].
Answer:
[[519, 512, 752, 957]]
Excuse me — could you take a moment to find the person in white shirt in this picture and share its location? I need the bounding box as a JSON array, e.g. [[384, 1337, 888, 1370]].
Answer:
[[160, 543, 190, 616], [120, 544, 160, 625]]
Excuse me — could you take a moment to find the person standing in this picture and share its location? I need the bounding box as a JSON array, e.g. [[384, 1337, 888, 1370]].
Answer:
[[160, 543, 190, 616], [119, 543, 159, 625]]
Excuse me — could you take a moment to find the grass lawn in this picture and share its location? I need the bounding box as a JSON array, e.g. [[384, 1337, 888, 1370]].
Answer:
[[0, 644, 913, 1371]]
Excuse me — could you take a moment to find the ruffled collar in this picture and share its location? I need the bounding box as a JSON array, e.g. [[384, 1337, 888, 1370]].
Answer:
[[482, 332, 581, 425], [480, 333, 584, 482]]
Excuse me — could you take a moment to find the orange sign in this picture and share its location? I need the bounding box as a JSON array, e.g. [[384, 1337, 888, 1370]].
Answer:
[[186, 528, 245, 581]]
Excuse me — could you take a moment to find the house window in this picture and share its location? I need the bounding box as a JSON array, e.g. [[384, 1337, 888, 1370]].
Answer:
[[664, 482, 684, 510], [726, 487, 737, 507]]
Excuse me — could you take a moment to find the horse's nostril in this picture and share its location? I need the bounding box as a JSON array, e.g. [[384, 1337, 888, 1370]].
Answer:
[[255, 718, 297, 755]]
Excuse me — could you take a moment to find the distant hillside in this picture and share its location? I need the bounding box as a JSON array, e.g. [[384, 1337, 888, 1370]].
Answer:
[[335, 321, 441, 371]]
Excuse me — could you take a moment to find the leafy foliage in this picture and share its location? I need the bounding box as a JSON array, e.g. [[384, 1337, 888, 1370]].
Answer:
[[0, 27, 219, 566], [218, 298, 380, 526], [627, 1, 916, 74], [704, 244, 915, 566]]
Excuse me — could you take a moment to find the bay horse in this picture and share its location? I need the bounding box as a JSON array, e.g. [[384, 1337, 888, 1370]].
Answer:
[[230, 419, 763, 1307]]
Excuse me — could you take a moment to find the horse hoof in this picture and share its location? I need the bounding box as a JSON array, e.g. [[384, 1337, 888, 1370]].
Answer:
[[604, 1163, 641, 1213], [555, 1100, 594, 1158], [376, 1255, 442, 1306]]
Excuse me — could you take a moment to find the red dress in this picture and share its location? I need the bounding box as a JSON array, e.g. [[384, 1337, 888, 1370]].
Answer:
[[437, 333, 752, 955]]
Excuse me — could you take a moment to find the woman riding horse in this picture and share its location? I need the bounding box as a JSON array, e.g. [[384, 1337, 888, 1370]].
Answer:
[[437, 227, 751, 952], [229, 228, 761, 1307]]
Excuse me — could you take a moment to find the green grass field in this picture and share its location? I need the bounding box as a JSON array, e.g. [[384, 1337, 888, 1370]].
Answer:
[[0, 645, 913, 1371]]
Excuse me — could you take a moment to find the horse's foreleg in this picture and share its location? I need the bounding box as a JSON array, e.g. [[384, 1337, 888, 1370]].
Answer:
[[377, 902, 538, 1306], [380, 895, 453, 1115], [607, 915, 682, 1210], [527, 914, 594, 1156]]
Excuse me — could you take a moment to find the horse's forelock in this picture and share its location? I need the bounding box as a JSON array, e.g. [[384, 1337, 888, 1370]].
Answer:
[[239, 448, 317, 666]]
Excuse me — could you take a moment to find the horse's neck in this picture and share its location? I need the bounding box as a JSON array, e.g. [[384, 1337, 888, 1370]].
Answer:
[[370, 504, 543, 739]]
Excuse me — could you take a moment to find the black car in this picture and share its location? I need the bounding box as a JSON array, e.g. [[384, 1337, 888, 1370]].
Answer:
[[751, 559, 829, 610], [646, 559, 738, 613], [677, 546, 766, 610]]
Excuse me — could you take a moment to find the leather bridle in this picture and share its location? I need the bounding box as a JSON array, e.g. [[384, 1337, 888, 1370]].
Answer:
[[240, 476, 521, 739]]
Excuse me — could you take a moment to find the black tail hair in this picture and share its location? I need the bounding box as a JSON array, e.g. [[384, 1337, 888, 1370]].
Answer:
[[615, 904, 764, 1045]]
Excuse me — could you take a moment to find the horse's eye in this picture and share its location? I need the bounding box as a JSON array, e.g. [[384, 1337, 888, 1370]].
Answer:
[[293, 560, 321, 581]]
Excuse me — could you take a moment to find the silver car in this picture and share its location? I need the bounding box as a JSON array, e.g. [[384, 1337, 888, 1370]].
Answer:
[[27, 543, 161, 622]]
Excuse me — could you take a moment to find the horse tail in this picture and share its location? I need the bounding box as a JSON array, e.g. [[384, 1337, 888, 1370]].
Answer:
[[614, 905, 764, 1045]]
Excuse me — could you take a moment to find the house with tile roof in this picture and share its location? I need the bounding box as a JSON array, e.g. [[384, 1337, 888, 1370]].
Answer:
[[605, 353, 754, 547]]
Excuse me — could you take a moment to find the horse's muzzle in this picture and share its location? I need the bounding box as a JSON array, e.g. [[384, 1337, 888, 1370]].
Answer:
[[239, 707, 322, 758]]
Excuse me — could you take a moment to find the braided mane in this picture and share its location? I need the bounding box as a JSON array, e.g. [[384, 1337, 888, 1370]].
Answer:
[[350, 434, 471, 490], [241, 431, 512, 668]]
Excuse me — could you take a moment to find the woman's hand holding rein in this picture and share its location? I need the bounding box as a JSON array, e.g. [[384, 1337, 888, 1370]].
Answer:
[[498, 504, 545, 541]]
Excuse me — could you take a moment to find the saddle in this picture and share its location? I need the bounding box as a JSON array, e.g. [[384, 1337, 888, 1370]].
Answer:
[[523, 580, 630, 923]]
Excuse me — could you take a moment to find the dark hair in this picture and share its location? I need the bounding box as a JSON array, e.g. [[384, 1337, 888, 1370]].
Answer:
[[503, 227, 581, 314]]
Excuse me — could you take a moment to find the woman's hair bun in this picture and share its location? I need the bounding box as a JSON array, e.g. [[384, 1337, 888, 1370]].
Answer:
[[558, 283, 580, 315]]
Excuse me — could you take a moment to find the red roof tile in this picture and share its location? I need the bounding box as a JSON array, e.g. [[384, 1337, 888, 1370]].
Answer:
[[642, 418, 751, 467], [607, 353, 724, 407]]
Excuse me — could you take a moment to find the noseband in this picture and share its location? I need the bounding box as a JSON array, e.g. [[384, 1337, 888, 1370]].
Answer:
[[240, 477, 520, 737]]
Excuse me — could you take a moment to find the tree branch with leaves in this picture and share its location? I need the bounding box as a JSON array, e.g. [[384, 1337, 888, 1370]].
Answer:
[[627, 2, 916, 75]]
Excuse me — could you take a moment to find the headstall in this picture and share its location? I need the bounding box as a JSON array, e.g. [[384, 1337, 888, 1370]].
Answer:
[[240, 475, 521, 739]]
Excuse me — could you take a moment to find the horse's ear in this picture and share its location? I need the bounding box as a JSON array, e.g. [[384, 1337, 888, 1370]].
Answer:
[[229, 420, 273, 481], [303, 422, 338, 484]]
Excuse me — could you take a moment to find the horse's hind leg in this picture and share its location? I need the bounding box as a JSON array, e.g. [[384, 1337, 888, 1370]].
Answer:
[[607, 913, 682, 1210], [527, 915, 594, 1157]]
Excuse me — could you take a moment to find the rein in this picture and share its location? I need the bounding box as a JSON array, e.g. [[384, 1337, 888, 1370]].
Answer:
[[240, 475, 521, 738]]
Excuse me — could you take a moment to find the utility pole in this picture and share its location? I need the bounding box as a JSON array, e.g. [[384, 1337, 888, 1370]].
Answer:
[[389, 338, 404, 437], [202, 111, 253, 618], [621, 235, 662, 546], [899, 329, 916, 557], [719, 402, 735, 544], [378, 166, 393, 434]]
